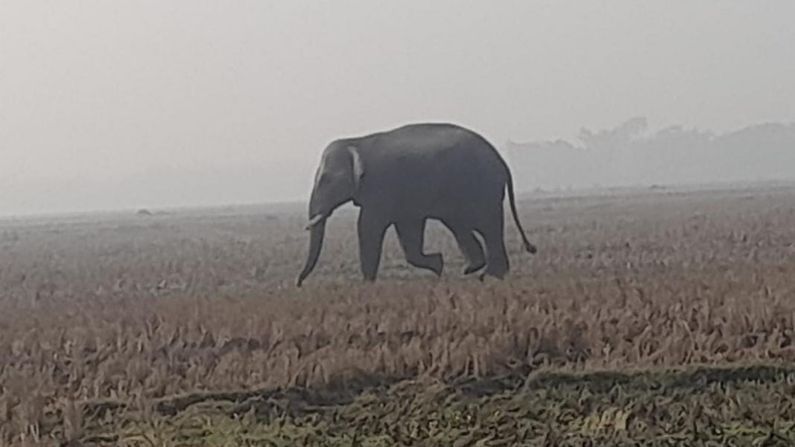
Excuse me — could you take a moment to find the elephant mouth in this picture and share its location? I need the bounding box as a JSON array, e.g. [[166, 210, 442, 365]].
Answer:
[[305, 214, 327, 230]]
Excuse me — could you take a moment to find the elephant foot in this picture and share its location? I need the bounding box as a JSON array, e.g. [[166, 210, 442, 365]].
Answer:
[[479, 267, 507, 281], [361, 273, 377, 283], [463, 262, 486, 275], [407, 253, 443, 277], [478, 273, 507, 282]]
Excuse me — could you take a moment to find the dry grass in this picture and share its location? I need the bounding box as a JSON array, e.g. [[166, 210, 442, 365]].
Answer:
[[1, 184, 795, 444]]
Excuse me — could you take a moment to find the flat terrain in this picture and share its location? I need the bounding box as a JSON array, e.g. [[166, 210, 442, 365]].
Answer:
[[2, 184, 795, 445]]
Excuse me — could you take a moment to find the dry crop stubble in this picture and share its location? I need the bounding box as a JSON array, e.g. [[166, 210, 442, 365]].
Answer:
[[1, 185, 795, 444]]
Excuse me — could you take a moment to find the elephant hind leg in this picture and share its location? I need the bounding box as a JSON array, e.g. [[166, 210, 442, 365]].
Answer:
[[476, 206, 509, 279], [395, 219, 443, 276], [446, 223, 486, 275]]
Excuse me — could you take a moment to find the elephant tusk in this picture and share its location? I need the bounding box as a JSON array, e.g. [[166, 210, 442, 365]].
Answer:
[[305, 214, 325, 230]]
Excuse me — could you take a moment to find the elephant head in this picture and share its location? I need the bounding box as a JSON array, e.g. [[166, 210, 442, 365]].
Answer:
[[297, 143, 364, 286]]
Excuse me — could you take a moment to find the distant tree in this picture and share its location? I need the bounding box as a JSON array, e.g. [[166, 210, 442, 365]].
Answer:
[[506, 117, 795, 191]]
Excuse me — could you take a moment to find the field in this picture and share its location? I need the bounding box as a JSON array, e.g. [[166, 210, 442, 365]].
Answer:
[[2, 183, 795, 446]]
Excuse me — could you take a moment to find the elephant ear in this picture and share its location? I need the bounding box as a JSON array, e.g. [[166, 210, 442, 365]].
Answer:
[[347, 145, 365, 191]]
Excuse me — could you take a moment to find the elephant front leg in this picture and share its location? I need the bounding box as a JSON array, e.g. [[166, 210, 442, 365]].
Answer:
[[357, 209, 390, 282], [395, 219, 443, 276]]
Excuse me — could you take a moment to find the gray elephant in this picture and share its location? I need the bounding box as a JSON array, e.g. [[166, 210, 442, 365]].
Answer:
[[297, 122, 537, 286]]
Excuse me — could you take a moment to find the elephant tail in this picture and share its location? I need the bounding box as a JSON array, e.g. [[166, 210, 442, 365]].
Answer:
[[506, 171, 537, 254]]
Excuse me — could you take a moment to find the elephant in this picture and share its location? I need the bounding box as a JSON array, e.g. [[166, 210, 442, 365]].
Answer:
[[296, 122, 537, 286]]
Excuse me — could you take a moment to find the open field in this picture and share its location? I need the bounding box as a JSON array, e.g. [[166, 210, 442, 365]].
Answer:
[[2, 184, 795, 445]]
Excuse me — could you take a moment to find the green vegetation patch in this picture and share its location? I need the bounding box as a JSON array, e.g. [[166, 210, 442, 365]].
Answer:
[[79, 364, 795, 446]]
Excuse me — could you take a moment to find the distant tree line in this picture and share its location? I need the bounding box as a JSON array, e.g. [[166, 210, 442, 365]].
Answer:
[[505, 117, 795, 191]]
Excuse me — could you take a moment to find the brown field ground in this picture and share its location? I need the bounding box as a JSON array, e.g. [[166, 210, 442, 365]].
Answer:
[[2, 184, 795, 445]]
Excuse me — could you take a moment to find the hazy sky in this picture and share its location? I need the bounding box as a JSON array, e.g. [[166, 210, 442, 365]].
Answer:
[[2, 1, 794, 216]]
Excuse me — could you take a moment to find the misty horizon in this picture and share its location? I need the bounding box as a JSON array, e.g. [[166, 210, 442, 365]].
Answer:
[[3, 117, 795, 218], [508, 117, 795, 192], [3, 2, 794, 217]]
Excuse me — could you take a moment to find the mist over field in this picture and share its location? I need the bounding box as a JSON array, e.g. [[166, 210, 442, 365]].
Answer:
[[508, 118, 795, 192], [5, 3, 795, 444], [2, 1, 795, 216]]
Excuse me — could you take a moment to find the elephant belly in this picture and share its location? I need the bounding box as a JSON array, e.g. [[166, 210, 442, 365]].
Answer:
[[383, 168, 504, 222]]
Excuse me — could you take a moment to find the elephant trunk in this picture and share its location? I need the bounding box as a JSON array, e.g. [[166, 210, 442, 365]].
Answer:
[[296, 218, 326, 287]]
